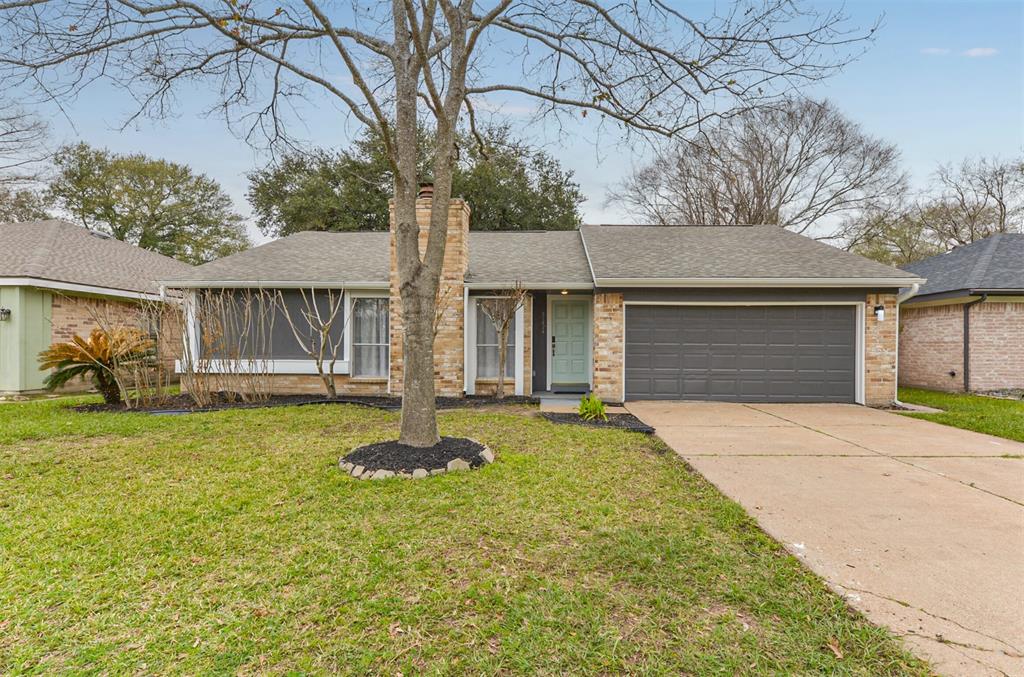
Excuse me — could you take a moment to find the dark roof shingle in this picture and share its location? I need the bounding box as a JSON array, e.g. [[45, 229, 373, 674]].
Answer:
[[579, 224, 920, 283], [902, 233, 1024, 298], [466, 231, 592, 285], [0, 220, 192, 295]]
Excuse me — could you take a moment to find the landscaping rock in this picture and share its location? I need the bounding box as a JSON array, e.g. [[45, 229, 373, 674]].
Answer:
[[447, 458, 471, 472], [429, 468, 446, 476], [479, 447, 494, 464], [340, 461, 354, 472], [351, 465, 365, 478], [370, 469, 395, 480], [412, 468, 429, 479]]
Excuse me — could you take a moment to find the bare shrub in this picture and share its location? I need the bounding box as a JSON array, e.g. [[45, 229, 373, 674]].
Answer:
[[276, 288, 347, 398]]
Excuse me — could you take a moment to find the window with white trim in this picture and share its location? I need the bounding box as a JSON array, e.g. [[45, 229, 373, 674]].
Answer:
[[352, 297, 389, 377], [476, 304, 514, 379]]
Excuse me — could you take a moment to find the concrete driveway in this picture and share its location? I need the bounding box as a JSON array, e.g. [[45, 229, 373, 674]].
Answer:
[[627, 401, 1024, 676]]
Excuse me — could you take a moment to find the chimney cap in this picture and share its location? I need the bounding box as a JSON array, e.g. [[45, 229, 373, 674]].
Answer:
[[418, 183, 434, 199]]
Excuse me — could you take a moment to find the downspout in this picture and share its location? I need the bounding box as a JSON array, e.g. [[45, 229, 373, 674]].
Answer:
[[893, 283, 920, 407], [962, 293, 988, 392]]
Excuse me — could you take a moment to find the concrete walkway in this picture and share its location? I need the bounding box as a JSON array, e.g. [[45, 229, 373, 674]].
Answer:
[[627, 401, 1024, 677]]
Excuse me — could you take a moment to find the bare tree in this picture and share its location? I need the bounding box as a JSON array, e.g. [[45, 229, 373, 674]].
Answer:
[[276, 288, 347, 398], [0, 98, 47, 186], [0, 1, 874, 446], [609, 98, 905, 240], [928, 156, 1024, 248], [478, 284, 528, 399]]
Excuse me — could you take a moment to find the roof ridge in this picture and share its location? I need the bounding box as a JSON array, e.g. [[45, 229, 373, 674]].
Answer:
[[964, 233, 1002, 289]]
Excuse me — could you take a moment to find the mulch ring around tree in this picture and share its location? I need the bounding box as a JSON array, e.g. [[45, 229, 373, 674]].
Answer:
[[540, 412, 655, 434], [70, 393, 538, 414], [340, 436, 493, 480]]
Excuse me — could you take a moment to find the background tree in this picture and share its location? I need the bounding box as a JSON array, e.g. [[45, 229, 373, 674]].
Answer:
[[47, 143, 250, 264], [0, 0, 873, 447], [0, 99, 47, 185], [0, 186, 50, 222], [609, 98, 905, 240], [248, 125, 583, 237]]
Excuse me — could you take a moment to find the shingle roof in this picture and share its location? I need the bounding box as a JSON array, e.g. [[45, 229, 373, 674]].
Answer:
[[902, 233, 1024, 299], [166, 231, 391, 286], [0, 220, 193, 295], [466, 231, 593, 286], [579, 224, 921, 284]]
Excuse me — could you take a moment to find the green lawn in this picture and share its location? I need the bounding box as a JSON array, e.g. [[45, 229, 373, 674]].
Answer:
[[0, 398, 927, 675], [898, 387, 1024, 443]]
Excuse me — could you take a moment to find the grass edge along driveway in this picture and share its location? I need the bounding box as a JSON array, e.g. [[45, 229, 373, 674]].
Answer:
[[0, 398, 929, 674], [898, 387, 1024, 444]]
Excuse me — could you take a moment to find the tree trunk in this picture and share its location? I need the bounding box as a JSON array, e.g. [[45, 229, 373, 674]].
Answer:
[[398, 292, 440, 446], [495, 323, 508, 399]]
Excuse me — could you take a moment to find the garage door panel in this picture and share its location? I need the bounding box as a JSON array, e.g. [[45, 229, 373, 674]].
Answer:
[[625, 305, 856, 402]]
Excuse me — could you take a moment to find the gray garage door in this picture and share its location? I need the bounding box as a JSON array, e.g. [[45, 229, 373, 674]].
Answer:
[[625, 305, 856, 402]]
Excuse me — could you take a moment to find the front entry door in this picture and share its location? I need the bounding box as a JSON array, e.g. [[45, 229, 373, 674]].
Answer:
[[550, 298, 590, 391]]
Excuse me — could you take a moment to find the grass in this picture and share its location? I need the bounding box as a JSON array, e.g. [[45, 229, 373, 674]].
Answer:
[[0, 397, 928, 675], [898, 387, 1024, 443]]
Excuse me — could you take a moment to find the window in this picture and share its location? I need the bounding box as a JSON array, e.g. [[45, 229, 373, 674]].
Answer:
[[352, 297, 389, 377], [476, 304, 514, 379]]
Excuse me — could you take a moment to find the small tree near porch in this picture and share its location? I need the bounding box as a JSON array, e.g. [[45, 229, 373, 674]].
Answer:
[[478, 284, 528, 399]]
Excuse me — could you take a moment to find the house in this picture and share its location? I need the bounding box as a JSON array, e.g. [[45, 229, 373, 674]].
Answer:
[[898, 233, 1023, 393], [0, 220, 192, 394], [162, 189, 923, 405]]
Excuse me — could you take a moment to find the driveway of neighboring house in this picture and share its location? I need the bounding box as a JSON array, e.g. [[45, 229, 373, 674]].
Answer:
[[627, 401, 1024, 677]]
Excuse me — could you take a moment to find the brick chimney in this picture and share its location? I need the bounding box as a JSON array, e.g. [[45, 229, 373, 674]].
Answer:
[[388, 185, 470, 395]]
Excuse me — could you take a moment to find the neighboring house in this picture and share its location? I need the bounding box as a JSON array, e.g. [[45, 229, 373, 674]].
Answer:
[[162, 189, 923, 406], [898, 233, 1024, 393], [0, 220, 193, 394]]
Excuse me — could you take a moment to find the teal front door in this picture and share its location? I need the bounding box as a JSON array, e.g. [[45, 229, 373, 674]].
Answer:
[[550, 298, 590, 390]]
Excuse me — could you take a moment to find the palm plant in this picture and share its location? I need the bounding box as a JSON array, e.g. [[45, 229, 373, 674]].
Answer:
[[38, 328, 154, 404]]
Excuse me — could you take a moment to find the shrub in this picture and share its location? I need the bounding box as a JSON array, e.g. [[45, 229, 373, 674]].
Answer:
[[578, 393, 608, 422], [38, 328, 154, 404]]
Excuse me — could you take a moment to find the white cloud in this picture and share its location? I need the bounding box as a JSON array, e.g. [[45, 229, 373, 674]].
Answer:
[[963, 47, 998, 57], [920, 47, 950, 56]]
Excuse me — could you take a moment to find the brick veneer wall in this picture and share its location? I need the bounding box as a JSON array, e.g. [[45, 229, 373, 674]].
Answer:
[[199, 374, 388, 396], [48, 293, 183, 393], [388, 197, 468, 396], [966, 302, 1024, 391], [592, 292, 624, 403], [864, 292, 898, 405], [898, 303, 965, 392]]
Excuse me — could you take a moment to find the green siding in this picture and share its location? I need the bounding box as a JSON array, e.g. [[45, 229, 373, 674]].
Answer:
[[0, 287, 52, 393]]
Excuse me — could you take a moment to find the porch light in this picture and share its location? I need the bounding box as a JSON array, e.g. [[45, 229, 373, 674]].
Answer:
[[0, 307, 10, 321], [560, 289, 569, 295], [873, 305, 885, 322]]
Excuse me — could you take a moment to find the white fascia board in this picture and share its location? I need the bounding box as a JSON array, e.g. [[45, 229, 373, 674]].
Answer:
[[464, 282, 594, 291], [160, 280, 388, 290], [593, 277, 926, 288], [0, 277, 167, 302]]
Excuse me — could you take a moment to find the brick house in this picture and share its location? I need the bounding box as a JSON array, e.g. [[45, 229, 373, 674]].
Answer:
[[899, 234, 1024, 393], [163, 189, 922, 406], [0, 220, 191, 394]]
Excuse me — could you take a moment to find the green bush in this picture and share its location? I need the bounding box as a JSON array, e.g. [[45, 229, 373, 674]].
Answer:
[[578, 393, 608, 422]]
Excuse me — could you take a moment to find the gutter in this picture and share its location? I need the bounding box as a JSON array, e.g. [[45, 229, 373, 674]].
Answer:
[[896, 283, 920, 305], [962, 293, 989, 392]]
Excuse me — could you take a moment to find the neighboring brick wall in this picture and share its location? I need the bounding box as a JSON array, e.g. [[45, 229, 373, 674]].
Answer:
[[899, 303, 965, 392], [388, 197, 467, 397], [592, 292, 624, 403], [967, 302, 1024, 391], [49, 293, 182, 392], [865, 292, 898, 406]]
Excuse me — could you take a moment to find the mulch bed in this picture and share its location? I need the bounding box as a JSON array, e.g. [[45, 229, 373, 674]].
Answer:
[[541, 412, 655, 434], [343, 436, 486, 474], [71, 393, 538, 414]]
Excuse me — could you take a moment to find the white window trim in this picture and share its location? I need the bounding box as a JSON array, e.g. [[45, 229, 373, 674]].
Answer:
[[346, 291, 390, 379], [466, 296, 524, 396], [621, 301, 867, 406], [546, 294, 594, 392]]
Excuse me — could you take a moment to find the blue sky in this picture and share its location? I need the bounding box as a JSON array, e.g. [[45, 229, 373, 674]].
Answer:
[[35, 0, 1023, 242]]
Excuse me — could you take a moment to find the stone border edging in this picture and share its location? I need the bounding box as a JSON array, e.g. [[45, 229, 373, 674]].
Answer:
[[339, 439, 494, 480]]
